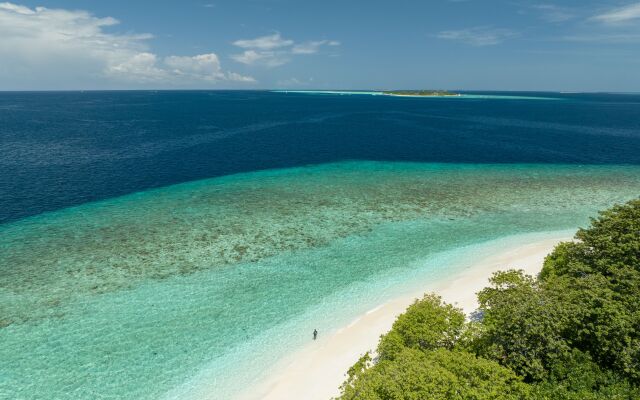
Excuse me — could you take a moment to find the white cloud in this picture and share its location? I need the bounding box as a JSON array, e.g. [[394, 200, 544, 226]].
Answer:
[[164, 53, 251, 82], [230, 49, 289, 67], [233, 33, 294, 50], [107, 53, 166, 82], [592, 2, 640, 24], [225, 71, 256, 82], [162, 53, 255, 83], [292, 40, 331, 54], [437, 27, 517, 46], [0, 2, 253, 88], [0, 2, 34, 14], [231, 33, 340, 67], [230, 49, 263, 64], [165, 54, 221, 76], [533, 4, 576, 22]]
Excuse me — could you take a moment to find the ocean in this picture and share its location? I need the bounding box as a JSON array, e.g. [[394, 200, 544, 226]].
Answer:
[[1, 91, 640, 399]]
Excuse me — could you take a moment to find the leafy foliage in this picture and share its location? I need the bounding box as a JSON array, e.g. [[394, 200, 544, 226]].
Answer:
[[475, 269, 572, 381], [338, 199, 640, 399], [340, 348, 530, 400], [378, 294, 466, 361], [530, 349, 640, 399], [541, 199, 640, 382]]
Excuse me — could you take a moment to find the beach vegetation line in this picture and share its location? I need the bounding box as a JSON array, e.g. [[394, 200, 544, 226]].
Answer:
[[338, 199, 640, 399]]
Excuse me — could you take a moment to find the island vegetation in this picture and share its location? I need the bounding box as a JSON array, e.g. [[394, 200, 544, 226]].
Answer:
[[338, 199, 640, 399], [382, 90, 459, 97]]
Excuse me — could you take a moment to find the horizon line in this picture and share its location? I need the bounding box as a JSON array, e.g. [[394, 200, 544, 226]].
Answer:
[[0, 89, 638, 94]]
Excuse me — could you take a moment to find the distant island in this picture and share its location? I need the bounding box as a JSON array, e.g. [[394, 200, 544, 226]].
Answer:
[[272, 90, 559, 101], [382, 90, 460, 97], [272, 90, 461, 97]]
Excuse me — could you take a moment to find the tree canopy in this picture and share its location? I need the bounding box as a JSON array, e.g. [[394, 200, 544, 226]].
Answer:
[[337, 199, 640, 399]]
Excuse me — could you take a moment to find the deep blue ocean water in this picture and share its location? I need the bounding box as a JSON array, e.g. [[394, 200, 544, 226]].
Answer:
[[1, 91, 640, 400], [2, 90, 640, 224]]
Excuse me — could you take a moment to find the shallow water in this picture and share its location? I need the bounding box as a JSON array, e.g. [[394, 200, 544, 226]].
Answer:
[[2, 90, 640, 399], [2, 161, 640, 399]]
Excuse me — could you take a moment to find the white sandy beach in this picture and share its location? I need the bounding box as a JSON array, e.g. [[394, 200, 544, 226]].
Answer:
[[237, 234, 571, 400]]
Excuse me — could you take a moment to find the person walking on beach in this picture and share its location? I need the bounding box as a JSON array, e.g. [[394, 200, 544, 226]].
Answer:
[[313, 329, 318, 340]]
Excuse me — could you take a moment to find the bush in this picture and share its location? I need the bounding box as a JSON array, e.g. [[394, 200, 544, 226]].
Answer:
[[378, 294, 465, 361], [338, 199, 640, 399], [340, 348, 531, 400]]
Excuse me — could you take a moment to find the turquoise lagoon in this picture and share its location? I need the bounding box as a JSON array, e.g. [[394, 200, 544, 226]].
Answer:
[[2, 161, 640, 399]]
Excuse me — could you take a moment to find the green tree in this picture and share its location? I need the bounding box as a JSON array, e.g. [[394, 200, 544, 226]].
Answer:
[[337, 199, 640, 399], [530, 349, 640, 399], [377, 294, 466, 361], [474, 269, 572, 382], [339, 294, 530, 399], [339, 347, 531, 400], [541, 199, 640, 382]]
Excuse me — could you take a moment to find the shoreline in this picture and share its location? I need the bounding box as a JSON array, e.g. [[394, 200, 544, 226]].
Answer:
[[271, 90, 560, 100], [381, 92, 461, 98], [236, 234, 571, 400]]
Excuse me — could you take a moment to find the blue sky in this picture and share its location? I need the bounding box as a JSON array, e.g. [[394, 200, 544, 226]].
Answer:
[[1, 0, 640, 91]]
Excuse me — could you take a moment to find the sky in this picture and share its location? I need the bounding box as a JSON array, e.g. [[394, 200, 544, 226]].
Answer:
[[1, 0, 640, 91]]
